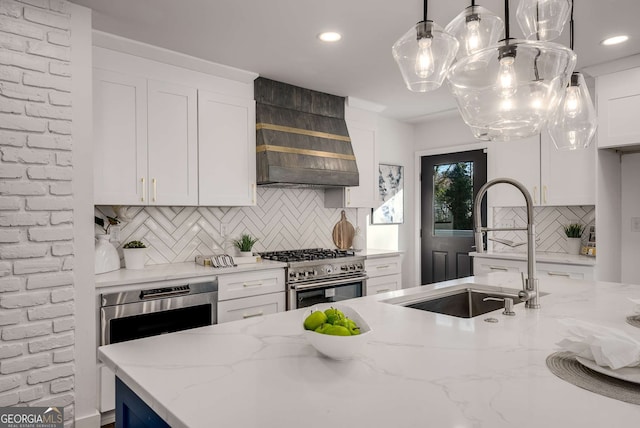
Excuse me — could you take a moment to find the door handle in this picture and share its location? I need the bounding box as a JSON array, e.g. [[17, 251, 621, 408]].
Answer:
[[140, 177, 145, 202], [543, 185, 548, 204]]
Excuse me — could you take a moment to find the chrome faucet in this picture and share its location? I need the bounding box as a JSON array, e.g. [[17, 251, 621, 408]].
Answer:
[[473, 178, 540, 309]]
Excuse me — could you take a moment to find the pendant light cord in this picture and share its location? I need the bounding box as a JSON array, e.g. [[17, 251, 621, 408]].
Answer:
[[570, 0, 574, 50], [504, 0, 510, 40], [423, 0, 428, 22]]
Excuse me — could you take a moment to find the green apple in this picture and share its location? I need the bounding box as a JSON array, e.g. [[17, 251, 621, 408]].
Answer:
[[322, 325, 351, 336], [304, 310, 327, 331]]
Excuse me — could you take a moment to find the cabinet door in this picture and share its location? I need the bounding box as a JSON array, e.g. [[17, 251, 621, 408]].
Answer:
[[346, 124, 378, 207], [93, 68, 148, 205], [540, 132, 595, 206], [325, 122, 378, 208], [198, 90, 256, 206], [217, 292, 285, 323], [147, 80, 198, 205], [597, 67, 640, 149], [487, 136, 541, 207]]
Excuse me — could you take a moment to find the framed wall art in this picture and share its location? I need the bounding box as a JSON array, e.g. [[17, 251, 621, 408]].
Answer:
[[372, 164, 404, 224]]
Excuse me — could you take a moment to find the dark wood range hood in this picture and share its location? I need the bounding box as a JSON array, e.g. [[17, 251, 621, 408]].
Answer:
[[255, 77, 359, 188]]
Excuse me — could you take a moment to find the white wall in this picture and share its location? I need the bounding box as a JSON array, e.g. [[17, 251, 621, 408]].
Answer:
[[367, 115, 415, 287], [621, 153, 640, 284], [70, 3, 100, 427], [0, 1, 80, 424], [414, 112, 478, 152]]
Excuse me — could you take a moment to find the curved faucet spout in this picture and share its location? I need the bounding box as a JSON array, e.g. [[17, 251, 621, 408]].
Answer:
[[473, 178, 540, 309]]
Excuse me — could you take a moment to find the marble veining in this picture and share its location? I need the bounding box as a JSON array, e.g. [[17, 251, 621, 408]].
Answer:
[[99, 273, 640, 427]]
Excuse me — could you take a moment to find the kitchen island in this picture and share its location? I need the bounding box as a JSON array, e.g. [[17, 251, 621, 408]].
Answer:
[[98, 273, 640, 427]]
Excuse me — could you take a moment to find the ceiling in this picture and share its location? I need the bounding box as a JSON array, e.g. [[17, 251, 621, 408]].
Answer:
[[70, 0, 640, 122]]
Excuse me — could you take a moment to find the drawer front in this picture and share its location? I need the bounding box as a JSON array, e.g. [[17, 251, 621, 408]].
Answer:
[[217, 292, 285, 323], [366, 274, 401, 296], [218, 269, 285, 301], [473, 257, 524, 274], [365, 256, 401, 278], [537, 262, 594, 280]]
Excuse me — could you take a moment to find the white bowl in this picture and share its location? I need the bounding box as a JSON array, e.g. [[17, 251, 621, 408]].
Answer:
[[302, 304, 372, 360]]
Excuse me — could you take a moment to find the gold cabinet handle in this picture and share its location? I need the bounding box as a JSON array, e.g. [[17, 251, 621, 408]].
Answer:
[[533, 186, 538, 204], [543, 185, 548, 204], [488, 265, 509, 272], [243, 281, 263, 288], [140, 177, 145, 202], [152, 178, 157, 202], [347, 188, 351, 206], [375, 288, 391, 294], [251, 183, 256, 204], [376, 265, 390, 270]]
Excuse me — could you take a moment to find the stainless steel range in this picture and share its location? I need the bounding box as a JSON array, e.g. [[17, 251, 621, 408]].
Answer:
[[260, 249, 367, 310]]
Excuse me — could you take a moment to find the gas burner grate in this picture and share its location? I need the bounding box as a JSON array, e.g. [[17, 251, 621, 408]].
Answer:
[[259, 248, 355, 262]]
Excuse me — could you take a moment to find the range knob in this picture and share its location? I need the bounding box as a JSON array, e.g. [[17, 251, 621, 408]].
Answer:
[[348, 264, 355, 271], [340, 265, 349, 271], [289, 271, 298, 279], [304, 270, 316, 277]]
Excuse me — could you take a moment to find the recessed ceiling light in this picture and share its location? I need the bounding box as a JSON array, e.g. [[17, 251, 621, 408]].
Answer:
[[318, 32, 342, 42], [601, 35, 629, 46]]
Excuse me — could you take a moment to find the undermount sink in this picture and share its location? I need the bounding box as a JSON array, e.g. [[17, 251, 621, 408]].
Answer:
[[384, 284, 546, 319]]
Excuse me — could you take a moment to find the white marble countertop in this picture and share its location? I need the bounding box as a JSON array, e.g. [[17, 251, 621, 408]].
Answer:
[[99, 273, 640, 427], [356, 248, 403, 258], [470, 251, 596, 266], [95, 260, 287, 288]]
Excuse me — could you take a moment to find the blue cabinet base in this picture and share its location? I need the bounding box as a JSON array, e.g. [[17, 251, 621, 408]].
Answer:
[[116, 377, 170, 428]]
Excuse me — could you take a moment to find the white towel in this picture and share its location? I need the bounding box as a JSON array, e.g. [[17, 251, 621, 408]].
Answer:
[[556, 318, 640, 370]]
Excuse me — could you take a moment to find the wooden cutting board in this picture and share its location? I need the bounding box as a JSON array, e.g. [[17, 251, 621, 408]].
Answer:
[[332, 210, 355, 250]]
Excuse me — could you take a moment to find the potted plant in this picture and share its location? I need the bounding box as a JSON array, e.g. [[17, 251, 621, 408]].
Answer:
[[563, 223, 584, 255], [233, 234, 259, 257], [122, 240, 148, 270]]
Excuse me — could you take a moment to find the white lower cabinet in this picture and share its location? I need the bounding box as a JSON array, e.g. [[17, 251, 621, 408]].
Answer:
[[217, 269, 286, 323], [365, 255, 402, 296], [218, 293, 285, 323], [473, 255, 594, 280]]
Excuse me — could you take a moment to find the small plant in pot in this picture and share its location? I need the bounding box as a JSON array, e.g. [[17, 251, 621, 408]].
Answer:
[[563, 223, 584, 255], [233, 234, 258, 257], [122, 240, 148, 270]]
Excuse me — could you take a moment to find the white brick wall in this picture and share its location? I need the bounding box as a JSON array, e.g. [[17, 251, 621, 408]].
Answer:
[[0, 0, 74, 424]]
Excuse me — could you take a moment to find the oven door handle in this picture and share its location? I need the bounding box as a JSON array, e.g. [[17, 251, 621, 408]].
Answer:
[[291, 276, 368, 291]]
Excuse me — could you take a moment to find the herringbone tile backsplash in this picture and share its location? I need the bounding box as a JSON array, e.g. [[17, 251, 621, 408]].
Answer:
[[96, 188, 357, 265], [492, 205, 595, 253]]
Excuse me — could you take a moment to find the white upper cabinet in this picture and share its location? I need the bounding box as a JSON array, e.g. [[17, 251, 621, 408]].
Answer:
[[597, 67, 640, 149], [93, 71, 198, 206], [147, 80, 198, 205], [540, 132, 595, 206], [198, 91, 256, 206], [488, 133, 594, 207], [92, 42, 256, 207], [487, 136, 541, 207], [325, 117, 378, 208], [93, 69, 147, 205]]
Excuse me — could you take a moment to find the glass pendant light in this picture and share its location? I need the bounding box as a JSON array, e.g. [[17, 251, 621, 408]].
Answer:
[[516, 0, 571, 41], [447, 0, 576, 141], [445, 1, 504, 58], [392, 0, 459, 92], [547, 2, 597, 150]]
